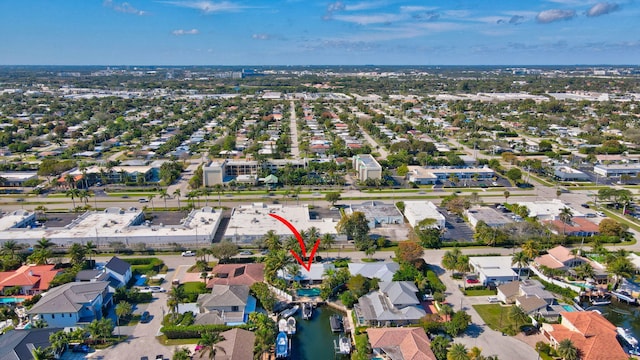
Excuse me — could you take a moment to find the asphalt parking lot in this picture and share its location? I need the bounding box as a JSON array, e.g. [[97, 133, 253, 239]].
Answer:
[[438, 207, 475, 242]]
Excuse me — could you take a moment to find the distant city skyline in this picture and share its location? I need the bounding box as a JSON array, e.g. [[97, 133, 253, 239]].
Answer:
[[1, 0, 639, 66]]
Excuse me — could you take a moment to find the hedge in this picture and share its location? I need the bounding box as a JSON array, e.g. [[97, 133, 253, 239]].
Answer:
[[161, 324, 251, 339], [124, 258, 164, 266]]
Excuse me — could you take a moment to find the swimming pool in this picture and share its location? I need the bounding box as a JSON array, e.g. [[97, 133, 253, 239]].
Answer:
[[297, 288, 321, 297], [562, 305, 577, 312], [0, 297, 25, 304], [134, 275, 147, 287]]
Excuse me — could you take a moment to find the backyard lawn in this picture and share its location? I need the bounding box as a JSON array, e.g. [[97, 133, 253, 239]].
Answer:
[[472, 304, 531, 333]]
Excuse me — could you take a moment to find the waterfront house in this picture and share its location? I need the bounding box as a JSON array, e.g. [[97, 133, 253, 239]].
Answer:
[[27, 281, 111, 327], [366, 327, 437, 360], [0, 328, 64, 360], [196, 285, 256, 325], [354, 281, 426, 326], [348, 262, 399, 283]]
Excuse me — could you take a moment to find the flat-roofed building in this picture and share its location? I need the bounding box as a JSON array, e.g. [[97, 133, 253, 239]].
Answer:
[[516, 199, 583, 221], [403, 201, 445, 228], [223, 203, 341, 244], [203, 159, 308, 186], [345, 201, 403, 228], [352, 154, 382, 182], [594, 163, 640, 177], [407, 166, 494, 185], [465, 206, 514, 228], [469, 256, 519, 285], [0, 207, 222, 246], [554, 166, 590, 181], [0, 172, 38, 187]]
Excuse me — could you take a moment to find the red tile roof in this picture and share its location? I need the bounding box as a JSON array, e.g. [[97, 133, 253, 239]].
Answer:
[[546, 311, 627, 360], [0, 265, 61, 294], [206, 263, 265, 288], [367, 327, 437, 360]]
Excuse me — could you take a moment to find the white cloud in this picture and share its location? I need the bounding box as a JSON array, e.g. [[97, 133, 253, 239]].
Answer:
[[252, 33, 271, 40], [345, 1, 387, 11], [103, 0, 146, 15], [536, 9, 576, 23], [442, 10, 471, 18], [399, 6, 437, 13], [333, 13, 407, 25], [586, 2, 620, 17], [172, 28, 199, 35], [162, 1, 248, 14]]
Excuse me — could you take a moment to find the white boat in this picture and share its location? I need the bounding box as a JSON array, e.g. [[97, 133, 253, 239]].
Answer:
[[280, 305, 299, 318], [286, 316, 296, 335], [612, 291, 637, 304], [590, 296, 611, 306], [617, 327, 639, 347], [338, 334, 352, 354], [276, 332, 289, 358], [278, 318, 287, 333], [302, 302, 313, 320]]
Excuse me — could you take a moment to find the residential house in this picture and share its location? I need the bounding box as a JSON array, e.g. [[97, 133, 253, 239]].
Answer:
[[104, 256, 132, 288], [544, 218, 600, 237], [0, 328, 64, 360], [277, 263, 334, 284], [541, 311, 627, 360], [206, 263, 264, 288], [75, 269, 109, 283], [27, 281, 111, 327], [497, 280, 556, 315], [533, 245, 608, 285], [192, 328, 255, 360], [196, 285, 256, 325], [366, 327, 437, 360], [354, 281, 426, 326], [0, 265, 62, 297], [468, 256, 519, 286], [348, 262, 400, 283]]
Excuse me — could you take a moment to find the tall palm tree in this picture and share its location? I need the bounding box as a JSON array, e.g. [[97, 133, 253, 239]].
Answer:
[[173, 188, 182, 210], [147, 194, 156, 211], [167, 286, 186, 315], [31, 346, 55, 360], [442, 247, 462, 274], [556, 339, 579, 360], [559, 207, 573, 236], [1, 240, 21, 259], [68, 243, 86, 266], [320, 233, 335, 258], [263, 230, 282, 252], [85, 241, 97, 262], [159, 189, 170, 210], [49, 330, 69, 357], [65, 188, 80, 209], [115, 300, 132, 336], [509, 305, 529, 332], [447, 343, 470, 360], [512, 251, 528, 280], [521, 240, 539, 261], [198, 331, 225, 360], [35, 237, 54, 250], [503, 190, 510, 204]]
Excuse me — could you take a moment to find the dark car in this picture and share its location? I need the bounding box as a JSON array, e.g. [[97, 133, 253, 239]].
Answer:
[[581, 203, 590, 208], [521, 325, 538, 336], [140, 311, 151, 323], [72, 344, 90, 353]]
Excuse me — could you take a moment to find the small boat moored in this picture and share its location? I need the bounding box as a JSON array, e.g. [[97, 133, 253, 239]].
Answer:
[[330, 314, 343, 333], [590, 296, 611, 306], [286, 316, 297, 335], [302, 302, 313, 320], [338, 334, 352, 354], [276, 331, 289, 358], [278, 318, 287, 333], [617, 327, 639, 348], [280, 305, 299, 319]]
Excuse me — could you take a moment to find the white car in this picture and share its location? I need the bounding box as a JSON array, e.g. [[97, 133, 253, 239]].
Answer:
[[488, 296, 500, 303], [181, 251, 195, 257], [596, 211, 605, 217], [149, 286, 166, 293]]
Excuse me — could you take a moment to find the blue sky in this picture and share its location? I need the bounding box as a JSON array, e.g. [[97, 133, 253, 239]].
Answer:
[[1, 0, 639, 65]]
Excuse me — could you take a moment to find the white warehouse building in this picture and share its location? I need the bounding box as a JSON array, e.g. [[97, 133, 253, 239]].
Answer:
[[402, 201, 446, 229]]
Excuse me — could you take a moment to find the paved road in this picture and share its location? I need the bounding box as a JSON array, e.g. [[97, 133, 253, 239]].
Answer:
[[289, 100, 300, 158], [357, 124, 388, 159]]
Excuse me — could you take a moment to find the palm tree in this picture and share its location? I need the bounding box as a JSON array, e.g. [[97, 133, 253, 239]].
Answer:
[[198, 331, 225, 360], [508, 305, 529, 332], [64, 173, 75, 189], [556, 339, 579, 360], [159, 189, 170, 210], [447, 343, 470, 360], [31, 346, 55, 360], [1, 240, 21, 259], [115, 300, 132, 336], [521, 240, 539, 260], [147, 194, 156, 211], [49, 330, 69, 357], [512, 251, 528, 280], [503, 190, 510, 204], [442, 247, 462, 274], [35, 237, 54, 250], [68, 243, 86, 266], [263, 230, 282, 252], [467, 346, 483, 360], [167, 286, 186, 316], [173, 189, 182, 210], [65, 188, 80, 209], [559, 207, 573, 236], [320, 233, 335, 258], [85, 241, 97, 262]]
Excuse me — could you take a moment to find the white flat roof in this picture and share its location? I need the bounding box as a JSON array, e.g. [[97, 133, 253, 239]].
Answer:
[[0, 210, 33, 231], [224, 203, 338, 237], [402, 201, 445, 226], [469, 256, 519, 278], [516, 199, 583, 218]]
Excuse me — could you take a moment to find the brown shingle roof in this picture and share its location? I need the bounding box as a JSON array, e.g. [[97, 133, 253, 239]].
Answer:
[[206, 264, 264, 288], [367, 327, 437, 360]]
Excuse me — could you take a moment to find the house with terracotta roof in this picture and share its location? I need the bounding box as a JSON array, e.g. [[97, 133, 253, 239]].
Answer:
[[541, 311, 627, 360], [206, 263, 264, 288], [544, 217, 600, 237], [367, 327, 437, 360], [0, 265, 62, 297], [534, 245, 589, 270]]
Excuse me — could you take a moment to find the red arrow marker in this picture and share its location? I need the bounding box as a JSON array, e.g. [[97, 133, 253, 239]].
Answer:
[[269, 213, 320, 271]]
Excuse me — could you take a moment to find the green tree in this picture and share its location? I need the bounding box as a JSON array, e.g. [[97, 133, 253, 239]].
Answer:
[[209, 241, 239, 261], [442, 248, 462, 274], [512, 251, 528, 280], [506, 168, 522, 182], [68, 243, 86, 267], [336, 211, 371, 251], [115, 300, 133, 334], [48, 330, 69, 357], [198, 331, 225, 360], [1, 240, 21, 259], [31, 346, 55, 360], [447, 343, 470, 360], [445, 311, 472, 336], [159, 188, 170, 210], [35, 237, 54, 250], [172, 347, 191, 360], [320, 233, 336, 258], [556, 339, 579, 360], [325, 192, 341, 206], [85, 241, 97, 262], [430, 335, 451, 360], [509, 305, 529, 331]]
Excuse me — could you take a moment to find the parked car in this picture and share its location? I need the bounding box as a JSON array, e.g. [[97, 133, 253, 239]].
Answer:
[[181, 250, 195, 257], [140, 311, 151, 323], [581, 203, 590, 208], [596, 211, 606, 217], [487, 296, 500, 303], [466, 278, 480, 284], [156, 355, 164, 360], [521, 325, 539, 336], [423, 292, 434, 301], [149, 286, 166, 293], [138, 198, 148, 203]]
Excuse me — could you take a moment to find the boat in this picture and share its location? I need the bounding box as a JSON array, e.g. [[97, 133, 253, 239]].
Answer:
[[590, 296, 611, 306], [338, 334, 352, 354], [302, 302, 313, 320], [286, 316, 296, 335], [617, 327, 639, 348], [278, 318, 287, 333], [275, 331, 289, 358], [280, 305, 299, 318], [330, 314, 343, 333], [612, 291, 637, 304]]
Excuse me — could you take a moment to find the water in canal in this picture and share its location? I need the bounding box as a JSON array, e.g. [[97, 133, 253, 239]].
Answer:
[[289, 306, 348, 360], [594, 300, 640, 341]]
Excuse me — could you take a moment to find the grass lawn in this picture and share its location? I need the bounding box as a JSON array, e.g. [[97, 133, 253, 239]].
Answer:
[[156, 335, 199, 346], [472, 304, 529, 332], [463, 289, 497, 296], [181, 281, 208, 293]]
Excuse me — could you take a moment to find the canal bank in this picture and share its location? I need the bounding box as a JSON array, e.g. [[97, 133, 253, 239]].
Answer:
[[289, 305, 350, 360]]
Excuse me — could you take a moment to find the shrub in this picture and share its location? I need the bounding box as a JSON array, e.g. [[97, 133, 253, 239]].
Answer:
[[161, 324, 250, 339]]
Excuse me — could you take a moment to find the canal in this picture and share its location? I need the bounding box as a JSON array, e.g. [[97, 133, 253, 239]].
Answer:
[[289, 306, 349, 360]]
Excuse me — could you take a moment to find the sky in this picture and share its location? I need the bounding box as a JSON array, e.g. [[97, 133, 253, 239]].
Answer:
[[1, 0, 639, 66]]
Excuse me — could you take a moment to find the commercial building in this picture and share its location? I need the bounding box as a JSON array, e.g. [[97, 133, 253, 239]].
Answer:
[[203, 159, 308, 186], [594, 163, 640, 178], [553, 166, 590, 181], [406, 166, 494, 185], [0, 207, 222, 246], [352, 154, 382, 182], [465, 206, 514, 228], [0, 172, 38, 187], [344, 201, 404, 228], [402, 201, 446, 229], [515, 200, 583, 221], [223, 203, 340, 244]]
